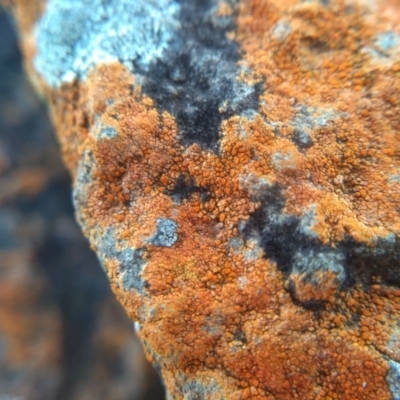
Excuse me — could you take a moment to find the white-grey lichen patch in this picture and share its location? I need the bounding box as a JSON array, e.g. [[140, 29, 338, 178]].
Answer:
[[296, 205, 318, 239], [181, 377, 223, 400], [96, 228, 147, 293], [364, 31, 400, 67], [73, 149, 95, 228], [34, 0, 180, 86], [387, 360, 400, 400], [291, 249, 346, 286], [271, 151, 296, 171], [272, 20, 292, 42], [90, 114, 119, 141], [118, 247, 147, 292], [151, 218, 178, 247], [99, 126, 117, 140], [373, 31, 400, 54], [287, 248, 346, 303], [388, 168, 400, 185], [231, 234, 264, 261], [291, 105, 338, 150], [239, 173, 273, 199], [385, 324, 400, 361]]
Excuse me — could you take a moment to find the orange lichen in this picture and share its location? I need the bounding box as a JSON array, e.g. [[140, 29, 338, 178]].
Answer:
[[57, 57, 397, 398], [235, 0, 400, 247]]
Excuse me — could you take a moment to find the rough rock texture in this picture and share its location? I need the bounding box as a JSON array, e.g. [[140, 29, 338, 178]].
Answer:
[[0, 8, 164, 400], [4, 0, 400, 398]]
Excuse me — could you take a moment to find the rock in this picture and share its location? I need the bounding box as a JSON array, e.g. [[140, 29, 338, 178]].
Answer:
[[4, 0, 400, 398], [0, 8, 164, 400], [0, 250, 63, 400]]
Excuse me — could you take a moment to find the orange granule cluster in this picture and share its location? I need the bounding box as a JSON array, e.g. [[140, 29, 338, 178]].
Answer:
[[64, 55, 399, 398], [236, 0, 400, 244]]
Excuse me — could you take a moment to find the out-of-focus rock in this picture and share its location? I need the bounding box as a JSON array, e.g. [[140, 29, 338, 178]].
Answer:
[[0, 7, 164, 400], [4, 0, 400, 399], [0, 250, 62, 400]]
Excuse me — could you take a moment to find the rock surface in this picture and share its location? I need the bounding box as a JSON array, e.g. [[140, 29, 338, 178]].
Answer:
[[0, 8, 164, 400], [4, 0, 400, 399]]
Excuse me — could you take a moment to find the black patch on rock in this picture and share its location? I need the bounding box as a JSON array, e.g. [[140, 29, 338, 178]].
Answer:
[[342, 238, 400, 288], [233, 327, 247, 344], [241, 185, 305, 276], [292, 128, 314, 149], [166, 175, 210, 203], [138, 0, 262, 152], [241, 184, 400, 299], [285, 288, 326, 314], [290, 105, 331, 151]]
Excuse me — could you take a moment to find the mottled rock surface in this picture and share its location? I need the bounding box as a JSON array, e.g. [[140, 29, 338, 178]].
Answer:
[[0, 8, 164, 400], [4, 0, 400, 399]]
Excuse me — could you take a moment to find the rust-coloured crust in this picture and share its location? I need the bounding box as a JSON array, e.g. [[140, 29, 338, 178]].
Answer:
[[236, 0, 400, 243], [74, 61, 399, 399]]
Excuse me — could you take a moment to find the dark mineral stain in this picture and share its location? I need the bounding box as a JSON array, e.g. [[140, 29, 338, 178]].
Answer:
[[242, 184, 400, 298], [343, 238, 400, 289], [165, 175, 210, 204], [292, 128, 314, 150], [138, 0, 262, 152]]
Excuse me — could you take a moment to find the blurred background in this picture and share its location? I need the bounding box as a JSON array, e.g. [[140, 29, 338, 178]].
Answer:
[[0, 6, 165, 400]]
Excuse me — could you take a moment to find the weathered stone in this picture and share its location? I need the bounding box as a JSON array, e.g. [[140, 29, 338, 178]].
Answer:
[[4, 0, 400, 398]]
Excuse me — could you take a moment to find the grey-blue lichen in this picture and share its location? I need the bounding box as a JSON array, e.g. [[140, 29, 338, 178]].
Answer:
[[181, 377, 225, 400], [96, 228, 147, 293], [34, 0, 180, 86], [291, 249, 346, 285], [151, 218, 178, 248], [291, 105, 337, 150], [387, 360, 400, 400], [373, 31, 400, 53]]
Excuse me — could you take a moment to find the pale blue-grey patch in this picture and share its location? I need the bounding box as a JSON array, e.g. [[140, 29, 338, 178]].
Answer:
[[181, 378, 224, 400], [97, 228, 147, 292], [384, 233, 396, 245], [388, 169, 400, 184], [271, 151, 295, 170], [292, 105, 338, 149], [385, 324, 400, 361], [34, 0, 180, 86], [73, 149, 95, 228], [291, 249, 346, 287], [151, 218, 178, 247], [272, 20, 292, 42], [387, 360, 400, 400], [366, 31, 400, 62], [296, 205, 318, 239], [374, 31, 400, 52], [99, 126, 117, 140]]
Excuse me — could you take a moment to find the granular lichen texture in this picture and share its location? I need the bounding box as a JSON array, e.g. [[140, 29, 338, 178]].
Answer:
[[4, 0, 400, 398]]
